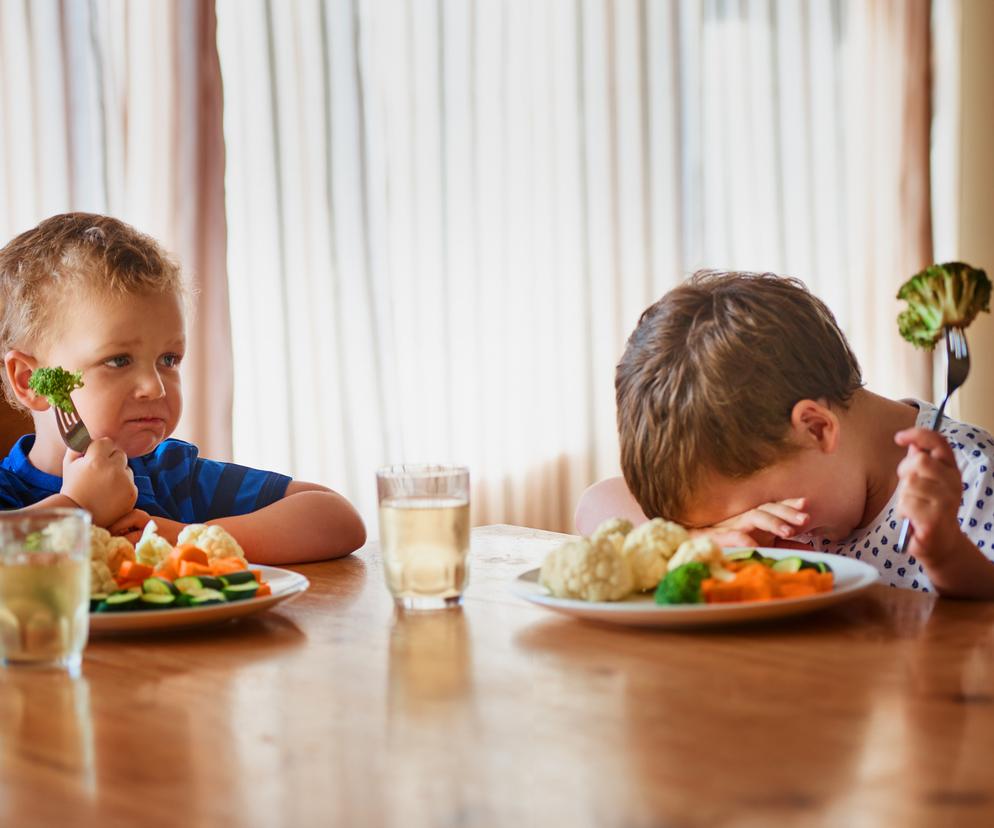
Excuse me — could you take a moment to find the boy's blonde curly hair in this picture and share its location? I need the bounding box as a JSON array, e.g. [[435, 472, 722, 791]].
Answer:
[[0, 212, 185, 408], [615, 270, 864, 523]]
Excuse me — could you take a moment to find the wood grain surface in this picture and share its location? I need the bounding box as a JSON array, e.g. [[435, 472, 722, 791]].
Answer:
[[2, 524, 994, 828]]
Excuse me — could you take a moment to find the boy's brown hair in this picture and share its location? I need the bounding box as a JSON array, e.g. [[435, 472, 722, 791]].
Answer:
[[616, 270, 863, 523], [0, 212, 184, 407]]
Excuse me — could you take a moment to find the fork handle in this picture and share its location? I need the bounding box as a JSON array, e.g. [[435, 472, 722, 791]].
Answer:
[[897, 396, 950, 554]]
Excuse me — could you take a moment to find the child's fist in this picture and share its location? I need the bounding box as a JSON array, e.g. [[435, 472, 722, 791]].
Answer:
[[895, 427, 965, 563], [61, 438, 138, 527]]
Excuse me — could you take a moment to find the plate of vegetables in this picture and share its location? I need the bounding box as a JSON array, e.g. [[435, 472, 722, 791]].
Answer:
[[509, 518, 878, 628], [87, 522, 309, 633]]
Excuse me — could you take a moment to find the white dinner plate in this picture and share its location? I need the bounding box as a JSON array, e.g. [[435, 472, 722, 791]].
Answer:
[[510, 549, 879, 628], [89, 564, 309, 634]]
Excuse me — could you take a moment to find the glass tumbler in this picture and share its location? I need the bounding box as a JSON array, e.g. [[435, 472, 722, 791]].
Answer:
[[377, 465, 470, 610], [0, 508, 91, 675]]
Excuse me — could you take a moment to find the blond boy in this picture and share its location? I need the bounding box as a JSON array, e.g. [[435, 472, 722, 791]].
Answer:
[[0, 213, 365, 563], [577, 271, 994, 598]]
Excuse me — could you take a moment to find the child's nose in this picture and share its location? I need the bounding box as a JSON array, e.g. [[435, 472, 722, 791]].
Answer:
[[135, 369, 166, 399]]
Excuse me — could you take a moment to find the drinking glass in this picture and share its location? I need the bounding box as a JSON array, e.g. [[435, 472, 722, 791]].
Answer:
[[377, 465, 470, 610], [0, 508, 91, 675]]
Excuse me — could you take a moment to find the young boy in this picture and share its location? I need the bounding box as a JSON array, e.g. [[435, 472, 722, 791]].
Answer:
[[576, 270, 994, 598], [0, 213, 366, 564]]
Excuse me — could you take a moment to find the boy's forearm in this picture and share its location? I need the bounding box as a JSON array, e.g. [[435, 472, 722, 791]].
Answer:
[[206, 490, 367, 565], [925, 533, 994, 599]]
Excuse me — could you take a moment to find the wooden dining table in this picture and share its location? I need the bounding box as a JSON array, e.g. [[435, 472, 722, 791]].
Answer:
[[3, 523, 994, 827]]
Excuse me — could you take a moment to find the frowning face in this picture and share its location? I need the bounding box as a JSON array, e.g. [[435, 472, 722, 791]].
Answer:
[[37, 287, 186, 457]]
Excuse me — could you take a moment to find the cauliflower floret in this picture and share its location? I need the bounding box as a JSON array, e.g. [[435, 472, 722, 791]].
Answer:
[[590, 517, 634, 554], [668, 536, 735, 582], [177, 524, 246, 563], [89, 526, 135, 576], [135, 521, 174, 568], [621, 518, 690, 591], [540, 536, 633, 602], [89, 559, 117, 595]]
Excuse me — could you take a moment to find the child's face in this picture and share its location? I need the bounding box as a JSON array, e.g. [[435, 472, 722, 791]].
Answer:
[[37, 287, 185, 457], [680, 445, 868, 543]]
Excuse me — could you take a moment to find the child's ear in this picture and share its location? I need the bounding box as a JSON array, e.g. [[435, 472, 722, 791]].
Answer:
[[4, 350, 48, 411], [789, 399, 839, 453]]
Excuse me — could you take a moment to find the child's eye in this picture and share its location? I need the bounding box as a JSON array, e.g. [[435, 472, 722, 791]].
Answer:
[[103, 355, 130, 368], [161, 353, 183, 369]]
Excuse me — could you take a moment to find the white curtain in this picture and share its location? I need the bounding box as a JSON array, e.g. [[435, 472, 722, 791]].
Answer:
[[216, 0, 933, 533], [0, 0, 230, 458]]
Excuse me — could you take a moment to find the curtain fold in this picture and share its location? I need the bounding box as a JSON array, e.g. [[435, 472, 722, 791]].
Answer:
[[216, 0, 934, 534], [0, 0, 230, 459]]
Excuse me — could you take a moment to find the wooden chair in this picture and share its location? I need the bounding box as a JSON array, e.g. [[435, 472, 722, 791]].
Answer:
[[0, 399, 32, 457]]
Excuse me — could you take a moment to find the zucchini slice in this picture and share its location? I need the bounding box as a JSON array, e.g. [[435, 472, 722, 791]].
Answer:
[[220, 570, 257, 586], [770, 556, 804, 573], [186, 588, 225, 607], [99, 591, 143, 612], [143, 577, 180, 597], [222, 581, 259, 601], [89, 593, 110, 612], [139, 592, 177, 609]]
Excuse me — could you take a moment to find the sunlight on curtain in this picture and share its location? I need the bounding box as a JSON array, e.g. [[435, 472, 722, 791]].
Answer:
[[216, 0, 932, 534], [0, 0, 229, 457]]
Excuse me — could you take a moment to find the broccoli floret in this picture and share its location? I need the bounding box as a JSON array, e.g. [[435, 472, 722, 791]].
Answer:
[[27, 366, 83, 413], [654, 561, 710, 605], [896, 262, 991, 350]]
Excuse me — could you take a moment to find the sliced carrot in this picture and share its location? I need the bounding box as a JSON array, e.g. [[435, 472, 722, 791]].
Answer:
[[170, 544, 209, 567], [117, 561, 154, 583], [178, 560, 214, 578], [154, 559, 179, 581], [256, 583, 272, 597], [249, 569, 264, 583], [210, 557, 248, 576]]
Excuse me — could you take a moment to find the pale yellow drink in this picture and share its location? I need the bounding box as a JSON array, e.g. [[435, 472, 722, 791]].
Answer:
[[379, 496, 470, 608], [0, 554, 89, 667]]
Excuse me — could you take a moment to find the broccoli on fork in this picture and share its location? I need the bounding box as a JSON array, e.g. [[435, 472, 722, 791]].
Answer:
[[897, 262, 991, 350], [27, 366, 84, 413]]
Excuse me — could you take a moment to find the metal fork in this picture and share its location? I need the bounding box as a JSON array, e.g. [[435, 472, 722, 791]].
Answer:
[[897, 326, 971, 553], [54, 401, 92, 453]]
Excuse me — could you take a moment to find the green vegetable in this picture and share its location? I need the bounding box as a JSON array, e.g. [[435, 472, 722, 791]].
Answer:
[[142, 577, 180, 597], [139, 593, 177, 609], [27, 366, 84, 413], [96, 591, 142, 612], [896, 262, 991, 350], [655, 562, 710, 605], [222, 581, 259, 601], [771, 556, 803, 573], [174, 575, 223, 594], [220, 570, 257, 586]]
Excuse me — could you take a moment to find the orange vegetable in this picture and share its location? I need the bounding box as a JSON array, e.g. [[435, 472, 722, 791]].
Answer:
[[117, 561, 154, 583], [249, 569, 264, 583], [170, 544, 209, 567], [256, 583, 272, 597], [178, 560, 214, 578], [210, 557, 248, 576], [702, 563, 832, 604], [153, 559, 179, 581]]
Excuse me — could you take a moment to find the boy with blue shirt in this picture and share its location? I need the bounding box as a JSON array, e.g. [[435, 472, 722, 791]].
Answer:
[[0, 213, 366, 563]]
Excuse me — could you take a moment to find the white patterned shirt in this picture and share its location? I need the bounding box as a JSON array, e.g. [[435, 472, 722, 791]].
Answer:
[[793, 399, 994, 592]]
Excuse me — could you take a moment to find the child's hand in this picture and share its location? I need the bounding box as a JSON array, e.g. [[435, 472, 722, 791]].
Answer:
[[895, 427, 965, 564], [61, 438, 138, 527], [692, 498, 810, 547], [108, 508, 152, 545]]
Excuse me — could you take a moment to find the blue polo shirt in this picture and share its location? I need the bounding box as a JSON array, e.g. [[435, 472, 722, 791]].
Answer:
[[0, 436, 291, 522]]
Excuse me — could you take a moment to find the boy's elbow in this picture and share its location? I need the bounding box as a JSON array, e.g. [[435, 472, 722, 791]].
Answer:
[[575, 476, 648, 535]]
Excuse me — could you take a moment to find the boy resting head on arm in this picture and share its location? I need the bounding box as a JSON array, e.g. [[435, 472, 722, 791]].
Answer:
[[0, 212, 365, 564], [577, 270, 994, 598]]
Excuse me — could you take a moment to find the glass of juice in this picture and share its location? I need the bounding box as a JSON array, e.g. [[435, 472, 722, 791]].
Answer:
[[377, 465, 470, 610], [0, 508, 91, 675]]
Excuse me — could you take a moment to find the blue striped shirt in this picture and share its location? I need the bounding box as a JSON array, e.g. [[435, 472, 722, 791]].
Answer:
[[0, 436, 291, 523]]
